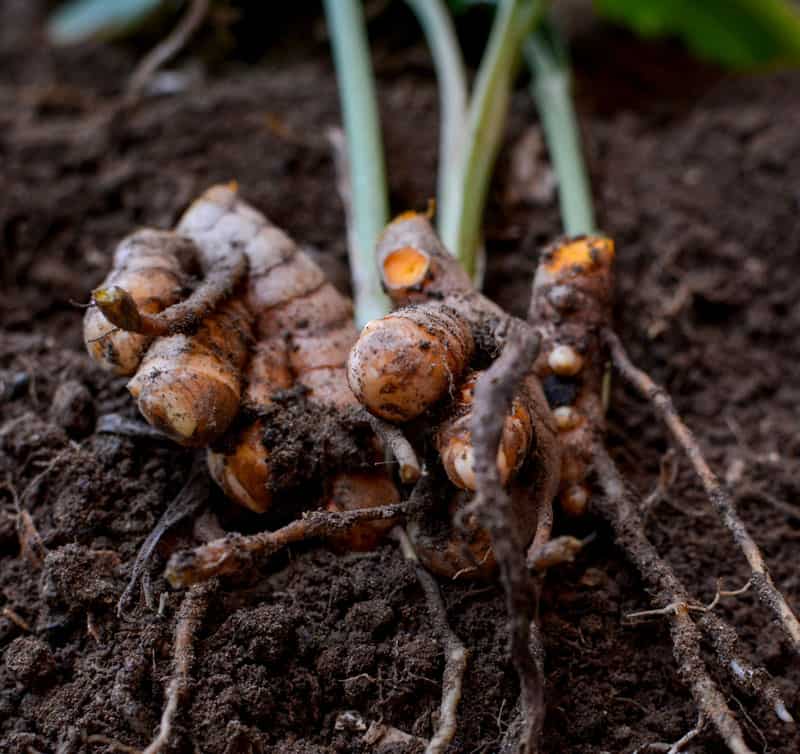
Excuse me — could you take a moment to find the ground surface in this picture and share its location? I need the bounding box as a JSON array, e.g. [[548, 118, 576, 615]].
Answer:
[[2, 3, 800, 753]]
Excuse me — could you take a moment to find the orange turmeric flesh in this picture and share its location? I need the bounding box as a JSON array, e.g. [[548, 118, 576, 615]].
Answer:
[[352, 213, 513, 429], [376, 212, 472, 306], [543, 236, 614, 276], [381, 246, 430, 290]]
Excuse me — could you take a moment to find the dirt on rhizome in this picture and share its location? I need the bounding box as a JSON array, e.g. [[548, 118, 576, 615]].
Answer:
[[2, 3, 800, 753]]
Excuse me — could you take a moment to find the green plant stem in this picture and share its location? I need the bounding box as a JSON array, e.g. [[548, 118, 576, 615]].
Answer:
[[405, 0, 468, 231], [525, 22, 595, 236], [439, 0, 543, 280], [324, 0, 390, 326]]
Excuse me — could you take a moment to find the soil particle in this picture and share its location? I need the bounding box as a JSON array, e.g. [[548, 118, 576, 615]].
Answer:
[[49, 379, 96, 438], [4, 635, 56, 687], [39, 543, 120, 613]]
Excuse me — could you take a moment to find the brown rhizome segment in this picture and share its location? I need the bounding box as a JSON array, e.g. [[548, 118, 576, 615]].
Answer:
[[525, 235, 800, 753], [346, 213, 567, 590], [84, 184, 404, 520], [83, 230, 193, 374], [529, 234, 615, 516], [435, 370, 535, 491]]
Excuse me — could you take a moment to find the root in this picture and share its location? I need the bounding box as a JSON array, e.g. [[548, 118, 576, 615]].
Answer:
[[593, 445, 756, 754], [603, 330, 800, 654], [2, 477, 46, 568], [142, 581, 213, 754], [118, 460, 210, 617], [93, 246, 247, 337], [96, 414, 171, 441], [625, 577, 791, 721], [85, 734, 141, 754], [634, 712, 705, 754], [641, 448, 678, 521], [2, 606, 31, 632], [625, 580, 751, 621], [127, 0, 210, 100], [464, 321, 544, 753], [395, 526, 468, 754], [165, 497, 422, 588], [16, 509, 46, 568], [527, 534, 590, 571], [698, 610, 794, 723], [355, 408, 422, 483]]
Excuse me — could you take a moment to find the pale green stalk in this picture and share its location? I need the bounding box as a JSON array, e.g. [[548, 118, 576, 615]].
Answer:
[[439, 0, 544, 280], [405, 0, 468, 230], [525, 21, 595, 235], [324, 0, 390, 326]]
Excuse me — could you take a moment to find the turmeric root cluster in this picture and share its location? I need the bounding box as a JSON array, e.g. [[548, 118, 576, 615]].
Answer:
[[85, 184, 394, 525], [347, 213, 615, 576], [85, 185, 615, 580]]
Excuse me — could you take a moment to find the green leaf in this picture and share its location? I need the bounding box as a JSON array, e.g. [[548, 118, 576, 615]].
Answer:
[[47, 0, 163, 45], [594, 0, 800, 68]]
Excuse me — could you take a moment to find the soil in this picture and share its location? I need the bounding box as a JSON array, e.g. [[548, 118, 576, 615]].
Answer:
[[2, 3, 800, 753]]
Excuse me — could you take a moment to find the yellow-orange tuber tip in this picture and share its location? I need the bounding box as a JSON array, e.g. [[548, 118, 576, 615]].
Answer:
[[391, 210, 422, 224], [382, 246, 430, 290], [545, 236, 615, 275], [92, 286, 142, 332]]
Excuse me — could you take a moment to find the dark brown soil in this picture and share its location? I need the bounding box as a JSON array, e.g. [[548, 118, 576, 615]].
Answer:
[[2, 3, 800, 753]]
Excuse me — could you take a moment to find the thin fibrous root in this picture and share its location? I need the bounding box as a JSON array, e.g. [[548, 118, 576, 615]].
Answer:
[[600, 444, 792, 727], [395, 526, 468, 754], [165, 498, 421, 588], [633, 712, 705, 754], [2, 478, 47, 568], [85, 733, 141, 754], [126, 0, 210, 100], [355, 408, 422, 483], [593, 445, 754, 754], [93, 245, 247, 337], [2, 606, 31, 632], [528, 534, 591, 572], [698, 610, 794, 724], [464, 321, 544, 754], [625, 580, 751, 622], [627, 580, 791, 722], [118, 459, 210, 617], [142, 581, 213, 754], [16, 509, 46, 568], [603, 329, 800, 655], [96, 413, 171, 441]]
